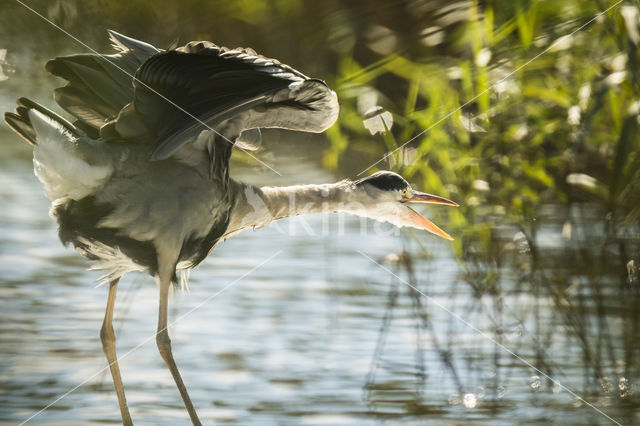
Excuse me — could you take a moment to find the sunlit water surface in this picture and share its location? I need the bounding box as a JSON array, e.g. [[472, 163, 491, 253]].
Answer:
[[0, 130, 637, 426]]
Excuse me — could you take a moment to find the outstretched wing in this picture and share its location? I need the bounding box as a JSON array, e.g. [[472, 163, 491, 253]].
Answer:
[[123, 41, 339, 160]]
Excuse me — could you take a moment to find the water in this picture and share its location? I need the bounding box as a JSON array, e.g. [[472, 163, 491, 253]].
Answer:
[[1, 132, 638, 425], [1, 2, 640, 424], [0, 141, 446, 425]]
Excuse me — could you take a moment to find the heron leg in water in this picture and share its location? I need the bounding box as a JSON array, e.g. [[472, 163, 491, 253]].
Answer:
[[156, 274, 202, 426], [100, 278, 133, 426]]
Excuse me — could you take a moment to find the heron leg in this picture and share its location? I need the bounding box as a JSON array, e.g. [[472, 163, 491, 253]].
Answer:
[[100, 278, 133, 426], [156, 276, 202, 426]]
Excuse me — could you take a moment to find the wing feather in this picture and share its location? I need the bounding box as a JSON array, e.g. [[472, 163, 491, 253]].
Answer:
[[126, 41, 338, 160], [39, 32, 339, 163], [45, 30, 159, 133]]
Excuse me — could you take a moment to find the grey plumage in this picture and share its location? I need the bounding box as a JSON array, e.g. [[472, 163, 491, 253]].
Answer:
[[46, 30, 159, 134], [3, 31, 340, 426], [4, 31, 455, 425], [5, 31, 340, 280], [133, 41, 337, 160]]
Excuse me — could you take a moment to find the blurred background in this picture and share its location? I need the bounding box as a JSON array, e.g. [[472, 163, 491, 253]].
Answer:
[[1, 0, 639, 424]]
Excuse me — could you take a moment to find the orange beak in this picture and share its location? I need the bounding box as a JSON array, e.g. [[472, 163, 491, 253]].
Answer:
[[399, 191, 459, 240]]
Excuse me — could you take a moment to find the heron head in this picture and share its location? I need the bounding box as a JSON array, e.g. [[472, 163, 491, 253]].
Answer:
[[352, 171, 458, 240]]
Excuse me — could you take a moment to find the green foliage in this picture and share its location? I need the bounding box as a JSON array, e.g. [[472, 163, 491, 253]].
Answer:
[[324, 0, 640, 243], [2, 0, 637, 236]]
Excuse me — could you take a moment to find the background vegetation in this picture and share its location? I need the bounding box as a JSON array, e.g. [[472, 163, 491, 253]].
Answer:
[[3, 1, 638, 228], [1, 0, 639, 423]]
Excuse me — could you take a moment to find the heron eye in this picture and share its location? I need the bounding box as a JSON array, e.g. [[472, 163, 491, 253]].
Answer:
[[401, 189, 409, 197]]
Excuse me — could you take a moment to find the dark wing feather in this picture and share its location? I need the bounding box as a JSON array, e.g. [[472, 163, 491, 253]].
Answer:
[[40, 32, 338, 161], [126, 41, 338, 160], [5, 97, 82, 145], [5, 110, 36, 145], [45, 30, 159, 133]]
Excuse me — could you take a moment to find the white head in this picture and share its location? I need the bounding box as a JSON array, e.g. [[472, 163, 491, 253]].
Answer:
[[347, 171, 459, 240]]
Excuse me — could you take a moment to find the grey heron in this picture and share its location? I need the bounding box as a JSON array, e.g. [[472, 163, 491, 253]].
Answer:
[[5, 31, 458, 425]]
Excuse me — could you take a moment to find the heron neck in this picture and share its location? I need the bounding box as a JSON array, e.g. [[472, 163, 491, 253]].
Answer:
[[225, 179, 354, 237], [261, 181, 355, 220]]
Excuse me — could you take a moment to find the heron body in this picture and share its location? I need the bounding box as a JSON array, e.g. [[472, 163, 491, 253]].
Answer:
[[5, 31, 458, 425]]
